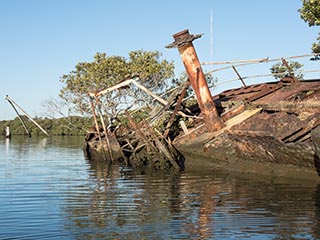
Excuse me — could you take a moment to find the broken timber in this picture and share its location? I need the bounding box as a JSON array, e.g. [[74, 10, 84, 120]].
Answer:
[[5, 95, 49, 137], [84, 76, 186, 170], [125, 112, 183, 170]]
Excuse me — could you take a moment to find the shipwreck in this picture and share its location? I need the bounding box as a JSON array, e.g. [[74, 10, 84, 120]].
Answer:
[[84, 29, 320, 179]]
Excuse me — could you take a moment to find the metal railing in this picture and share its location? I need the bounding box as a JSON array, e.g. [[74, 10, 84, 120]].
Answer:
[[202, 53, 320, 88]]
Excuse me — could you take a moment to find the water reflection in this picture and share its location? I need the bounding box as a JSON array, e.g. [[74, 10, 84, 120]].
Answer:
[[63, 159, 320, 239], [5, 137, 9, 152], [1, 136, 320, 239], [314, 185, 320, 238]]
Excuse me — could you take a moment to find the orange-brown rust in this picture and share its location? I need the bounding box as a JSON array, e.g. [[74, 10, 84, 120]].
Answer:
[[168, 30, 223, 132]]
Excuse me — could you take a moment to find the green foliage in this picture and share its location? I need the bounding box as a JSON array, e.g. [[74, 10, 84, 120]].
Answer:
[[59, 52, 128, 115], [0, 116, 94, 136], [298, 0, 320, 57], [299, 0, 320, 26], [128, 50, 174, 91], [270, 60, 304, 80], [59, 50, 175, 116]]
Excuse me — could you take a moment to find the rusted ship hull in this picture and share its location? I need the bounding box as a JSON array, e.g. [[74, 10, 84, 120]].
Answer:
[[176, 132, 319, 179], [173, 78, 320, 179], [84, 78, 320, 178], [84, 29, 320, 178], [83, 131, 124, 162]]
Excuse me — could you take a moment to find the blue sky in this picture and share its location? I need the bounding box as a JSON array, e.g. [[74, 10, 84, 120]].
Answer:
[[0, 0, 319, 120]]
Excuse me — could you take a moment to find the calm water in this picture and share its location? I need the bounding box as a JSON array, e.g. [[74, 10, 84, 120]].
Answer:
[[1, 136, 320, 239]]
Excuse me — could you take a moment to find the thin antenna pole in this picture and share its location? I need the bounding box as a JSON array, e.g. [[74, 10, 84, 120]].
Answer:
[[210, 8, 213, 63]]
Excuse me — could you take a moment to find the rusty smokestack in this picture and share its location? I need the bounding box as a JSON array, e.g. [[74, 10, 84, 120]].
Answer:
[[166, 29, 223, 132]]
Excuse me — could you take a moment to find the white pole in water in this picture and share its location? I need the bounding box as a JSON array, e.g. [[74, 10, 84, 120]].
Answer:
[[5, 126, 10, 138]]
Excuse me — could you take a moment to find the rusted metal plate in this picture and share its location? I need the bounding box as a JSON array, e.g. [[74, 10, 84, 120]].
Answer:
[[245, 83, 283, 102], [215, 80, 320, 107]]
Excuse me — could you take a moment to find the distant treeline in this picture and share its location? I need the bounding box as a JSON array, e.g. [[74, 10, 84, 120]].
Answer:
[[0, 115, 94, 136]]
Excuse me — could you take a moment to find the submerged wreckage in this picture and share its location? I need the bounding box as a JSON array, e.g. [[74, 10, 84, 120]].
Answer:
[[84, 29, 320, 179]]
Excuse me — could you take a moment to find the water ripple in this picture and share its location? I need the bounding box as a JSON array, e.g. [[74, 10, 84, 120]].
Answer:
[[0, 136, 320, 239]]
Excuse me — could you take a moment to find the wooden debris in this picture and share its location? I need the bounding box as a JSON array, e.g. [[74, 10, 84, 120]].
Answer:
[[125, 112, 183, 170]]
